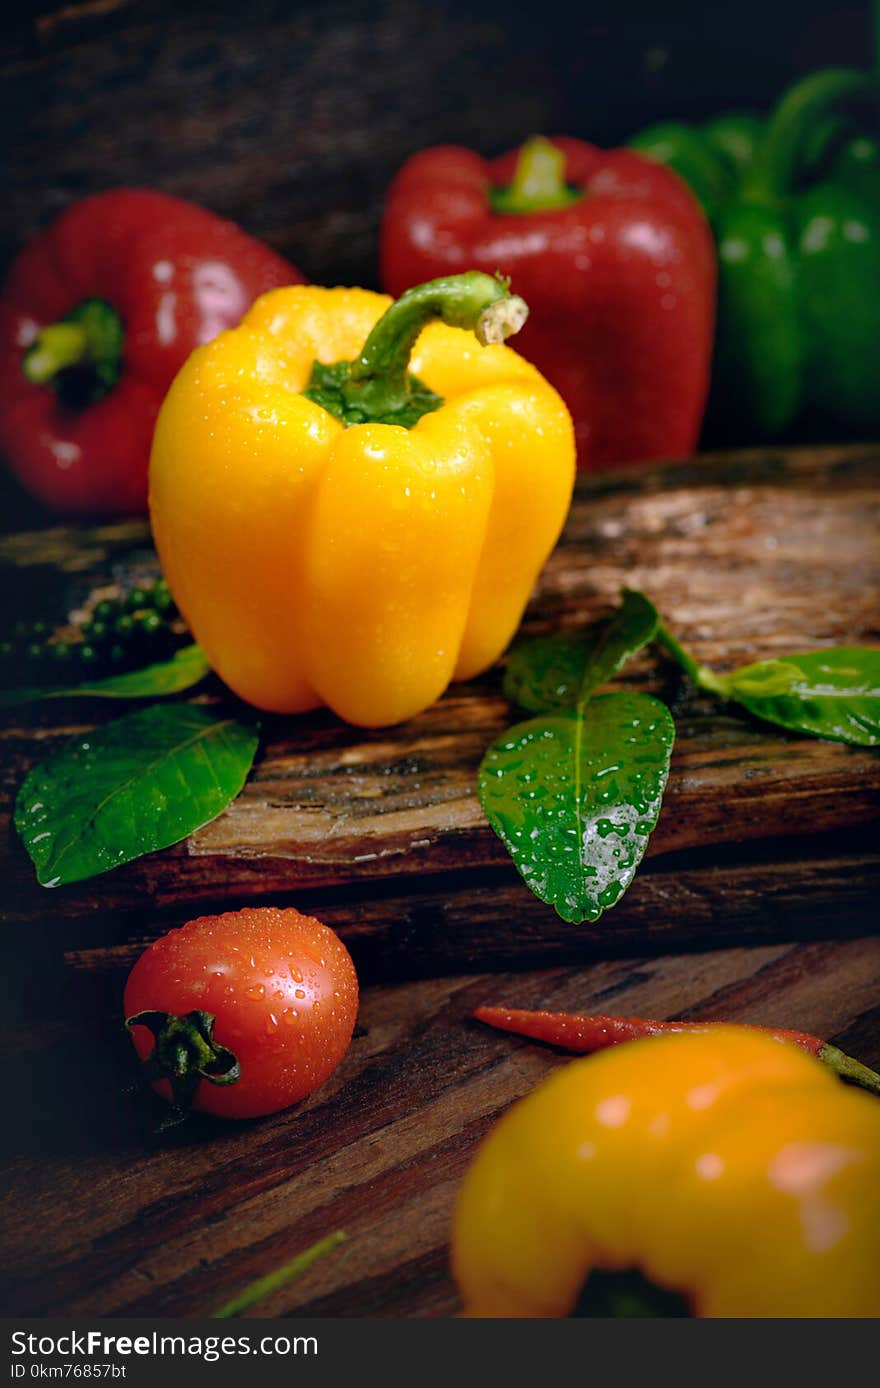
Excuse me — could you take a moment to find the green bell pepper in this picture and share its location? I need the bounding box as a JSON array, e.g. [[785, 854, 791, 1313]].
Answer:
[[630, 69, 880, 441]]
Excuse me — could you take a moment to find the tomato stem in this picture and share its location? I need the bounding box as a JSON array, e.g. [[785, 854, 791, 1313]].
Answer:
[[125, 1008, 240, 1128]]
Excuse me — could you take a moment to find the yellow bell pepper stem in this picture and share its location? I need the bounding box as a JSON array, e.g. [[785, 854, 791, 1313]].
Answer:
[[302, 272, 529, 427], [344, 271, 528, 419]]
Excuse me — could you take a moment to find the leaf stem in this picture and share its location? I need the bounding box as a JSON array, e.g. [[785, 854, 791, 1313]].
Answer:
[[210, 1231, 346, 1318], [655, 621, 729, 695]]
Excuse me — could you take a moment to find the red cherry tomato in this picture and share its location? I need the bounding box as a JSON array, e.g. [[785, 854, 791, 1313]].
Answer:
[[124, 906, 358, 1120]]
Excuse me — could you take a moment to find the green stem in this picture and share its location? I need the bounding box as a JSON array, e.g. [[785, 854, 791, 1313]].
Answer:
[[746, 68, 879, 201], [821, 1043, 880, 1097], [655, 621, 728, 695], [126, 1008, 240, 1128], [351, 272, 526, 397], [210, 1231, 346, 1318], [491, 136, 582, 214], [311, 272, 528, 426], [23, 323, 91, 385], [22, 297, 123, 403], [304, 273, 529, 428]]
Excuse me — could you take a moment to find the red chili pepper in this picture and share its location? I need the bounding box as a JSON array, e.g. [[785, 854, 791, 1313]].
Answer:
[[381, 136, 715, 469], [0, 189, 303, 516], [474, 1004, 880, 1096]]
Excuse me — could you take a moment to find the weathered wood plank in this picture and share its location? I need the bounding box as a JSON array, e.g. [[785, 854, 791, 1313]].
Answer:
[[29, 834, 874, 981], [1, 446, 878, 958], [1, 444, 878, 1318], [1, 935, 877, 1316]]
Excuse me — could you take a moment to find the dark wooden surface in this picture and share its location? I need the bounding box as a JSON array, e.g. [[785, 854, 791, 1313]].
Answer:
[[1, 444, 878, 969], [1, 940, 879, 1316], [0, 442, 878, 1316]]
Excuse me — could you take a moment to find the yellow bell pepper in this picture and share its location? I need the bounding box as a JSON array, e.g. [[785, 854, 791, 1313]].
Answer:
[[149, 272, 574, 726], [452, 1027, 880, 1317]]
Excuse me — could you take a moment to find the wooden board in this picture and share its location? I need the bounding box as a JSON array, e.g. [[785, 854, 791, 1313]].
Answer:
[[1, 443, 879, 1318], [1, 444, 878, 974], [1, 936, 879, 1316]]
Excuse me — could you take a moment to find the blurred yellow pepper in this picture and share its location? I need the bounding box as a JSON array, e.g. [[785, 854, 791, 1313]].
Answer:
[[149, 272, 574, 726], [453, 1027, 880, 1317]]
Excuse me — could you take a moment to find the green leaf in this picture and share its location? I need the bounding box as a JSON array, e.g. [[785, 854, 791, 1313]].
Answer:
[[478, 692, 675, 923], [503, 590, 659, 714], [652, 598, 880, 746], [715, 648, 880, 746], [0, 645, 211, 709], [15, 704, 259, 887]]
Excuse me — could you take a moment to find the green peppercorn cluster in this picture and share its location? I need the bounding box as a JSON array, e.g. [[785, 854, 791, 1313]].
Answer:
[[0, 578, 181, 687]]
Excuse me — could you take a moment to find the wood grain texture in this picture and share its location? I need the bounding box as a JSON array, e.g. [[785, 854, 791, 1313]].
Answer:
[[1, 935, 878, 1316], [1, 445, 878, 967], [1, 443, 878, 1317]]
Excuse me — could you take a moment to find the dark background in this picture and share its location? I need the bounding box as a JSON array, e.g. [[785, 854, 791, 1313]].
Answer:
[[0, 0, 874, 525], [2, 0, 874, 288]]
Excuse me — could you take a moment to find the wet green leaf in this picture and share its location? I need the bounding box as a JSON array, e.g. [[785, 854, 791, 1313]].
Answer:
[[503, 590, 659, 714], [650, 591, 880, 747], [479, 692, 674, 923], [15, 703, 259, 887], [715, 648, 880, 746]]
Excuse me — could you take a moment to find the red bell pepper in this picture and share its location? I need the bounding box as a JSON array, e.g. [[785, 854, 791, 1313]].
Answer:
[[0, 189, 303, 516], [381, 136, 716, 468]]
